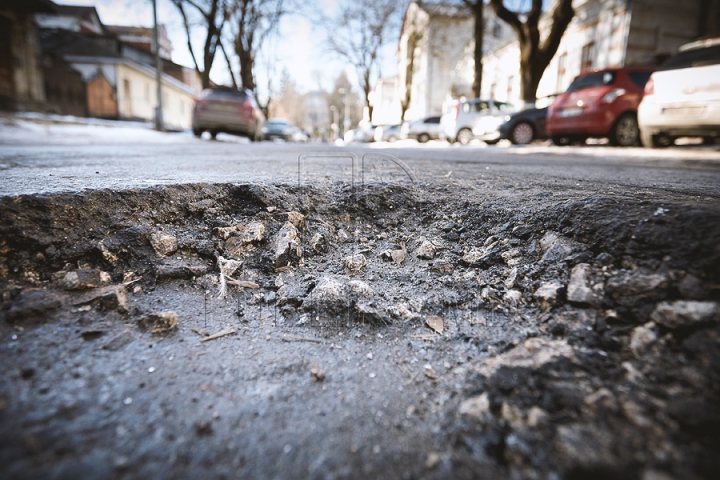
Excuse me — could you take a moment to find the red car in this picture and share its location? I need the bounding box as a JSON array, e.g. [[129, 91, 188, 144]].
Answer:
[[547, 66, 655, 146]]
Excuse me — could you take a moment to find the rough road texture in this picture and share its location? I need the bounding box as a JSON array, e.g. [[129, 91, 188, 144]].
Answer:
[[1, 181, 719, 479]]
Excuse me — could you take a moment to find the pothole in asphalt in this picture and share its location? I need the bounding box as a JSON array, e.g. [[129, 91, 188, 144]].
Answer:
[[1, 181, 719, 478]]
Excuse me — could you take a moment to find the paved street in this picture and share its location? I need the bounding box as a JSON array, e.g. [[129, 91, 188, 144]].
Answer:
[[1, 121, 720, 199]]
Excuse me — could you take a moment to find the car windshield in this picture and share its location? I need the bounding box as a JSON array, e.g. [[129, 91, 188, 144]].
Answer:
[[658, 44, 720, 71], [205, 89, 248, 100], [566, 72, 615, 92], [266, 119, 290, 126]]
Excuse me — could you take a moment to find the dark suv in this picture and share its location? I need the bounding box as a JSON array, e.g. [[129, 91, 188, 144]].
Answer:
[[192, 88, 265, 141], [547, 66, 655, 146]]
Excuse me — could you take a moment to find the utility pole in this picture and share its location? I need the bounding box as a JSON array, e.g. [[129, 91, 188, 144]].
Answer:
[[152, 0, 163, 131]]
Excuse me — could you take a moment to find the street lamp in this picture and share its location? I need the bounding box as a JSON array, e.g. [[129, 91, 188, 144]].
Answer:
[[338, 87, 349, 138], [330, 105, 337, 142]]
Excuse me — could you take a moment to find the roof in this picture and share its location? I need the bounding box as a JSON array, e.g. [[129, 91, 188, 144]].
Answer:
[[106, 25, 153, 36], [418, 2, 471, 18], [39, 28, 120, 58], [53, 4, 100, 20], [0, 0, 56, 13]]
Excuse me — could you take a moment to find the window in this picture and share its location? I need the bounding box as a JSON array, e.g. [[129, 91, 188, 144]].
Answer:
[[658, 44, 720, 71], [627, 71, 653, 88], [425, 116, 441, 124], [581, 42, 595, 72], [494, 101, 514, 112], [463, 101, 489, 114], [556, 53, 567, 92], [566, 71, 615, 92]]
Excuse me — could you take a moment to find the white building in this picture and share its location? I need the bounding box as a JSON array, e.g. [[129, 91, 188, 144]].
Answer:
[[481, 0, 720, 106], [395, 2, 515, 121]]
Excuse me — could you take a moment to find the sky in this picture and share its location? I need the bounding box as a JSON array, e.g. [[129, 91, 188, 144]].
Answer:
[[59, 0, 401, 98]]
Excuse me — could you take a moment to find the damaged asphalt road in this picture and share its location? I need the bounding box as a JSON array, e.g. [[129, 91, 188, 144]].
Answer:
[[1, 145, 720, 479]]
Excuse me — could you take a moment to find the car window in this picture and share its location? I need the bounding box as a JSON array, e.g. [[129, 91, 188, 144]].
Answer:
[[425, 116, 441, 123], [207, 89, 248, 100], [494, 102, 513, 112], [659, 44, 720, 71], [627, 71, 653, 88], [463, 101, 489, 114], [566, 72, 615, 92]]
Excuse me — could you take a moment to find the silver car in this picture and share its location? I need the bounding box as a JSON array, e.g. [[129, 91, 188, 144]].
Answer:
[[407, 116, 441, 143], [440, 99, 515, 145], [638, 37, 720, 147]]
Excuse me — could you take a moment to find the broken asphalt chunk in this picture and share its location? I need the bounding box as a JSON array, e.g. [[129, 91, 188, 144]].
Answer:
[[2, 289, 62, 324], [137, 311, 178, 334], [73, 285, 128, 313]]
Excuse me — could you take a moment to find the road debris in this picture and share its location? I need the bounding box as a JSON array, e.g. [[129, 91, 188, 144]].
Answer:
[[138, 311, 178, 334], [309, 363, 325, 382], [201, 326, 235, 342], [425, 315, 444, 334]]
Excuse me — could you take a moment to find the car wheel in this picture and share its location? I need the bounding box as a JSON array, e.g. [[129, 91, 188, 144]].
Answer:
[[193, 128, 202, 138], [456, 128, 473, 145], [210, 131, 218, 140], [388, 135, 397, 143], [417, 133, 430, 143], [641, 131, 672, 148], [610, 113, 639, 147], [484, 139, 500, 145], [510, 122, 534, 145], [551, 135, 570, 146]]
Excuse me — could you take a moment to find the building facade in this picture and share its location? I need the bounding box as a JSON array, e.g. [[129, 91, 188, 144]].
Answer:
[[36, 2, 200, 129], [482, 0, 720, 106], [0, 0, 55, 111]]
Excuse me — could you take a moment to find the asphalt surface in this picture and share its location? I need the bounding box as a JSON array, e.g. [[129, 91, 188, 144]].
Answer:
[[1, 130, 719, 199]]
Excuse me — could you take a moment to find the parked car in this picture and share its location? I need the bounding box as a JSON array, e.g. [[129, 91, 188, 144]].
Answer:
[[291, 126, 309, 142], [380, 123, 407, 142], [638, 37, 720, 147], [480, 94, 557, 145], [262, 118, 294, 141], [407, 116, 442, 143], [192, 88, 264, 141], [547, 66, 655, 146], [440, 99, 515, 145]]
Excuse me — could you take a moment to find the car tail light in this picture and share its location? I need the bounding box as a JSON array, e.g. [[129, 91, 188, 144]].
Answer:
[[644, 77, 655, 96], [601, 88, 626, 103], [194, 98, 207, 111], [454, 101, 460, 120]]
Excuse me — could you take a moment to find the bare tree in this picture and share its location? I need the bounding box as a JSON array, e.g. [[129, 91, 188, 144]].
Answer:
[[461, 0, 483, 98], [172, 0, 233, 89], [489, 0, 574, 105], [231, 0, 288, 99], [323, 0, 401, 120]]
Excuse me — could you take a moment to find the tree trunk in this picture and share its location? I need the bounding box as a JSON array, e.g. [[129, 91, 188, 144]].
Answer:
[[471, 2, 483, 98]]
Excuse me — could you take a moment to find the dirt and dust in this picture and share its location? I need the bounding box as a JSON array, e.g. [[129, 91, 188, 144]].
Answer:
[[1, 179, 719, 479]]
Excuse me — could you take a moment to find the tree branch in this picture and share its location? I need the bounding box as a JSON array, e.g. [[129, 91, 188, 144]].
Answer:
[[539, 0, 574, 63], [218, 40, 237, 89], [489, 0, 525, 41]]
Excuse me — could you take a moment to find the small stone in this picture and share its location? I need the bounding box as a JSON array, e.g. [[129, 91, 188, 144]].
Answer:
[[431, 260, 453, 273], [336, 229, 349, 243], [348, 280, 374, 297], [343, 253, 367, 271], [366, 352, 373, 360], [273, 222, 302, 268], [540, 231, 574, 262], [567, 263, 602, 306], [677, 274, 709, 300], [504, 267, 518, 289], [138, 311, 178, 334], [534, 281, 563, 309], [309, 363, 325, 382], [73, 285, 128, 313], [650, 301, 720, 329], [150, 233, 178, 256], [287, 211, 305, 229], [503, 289, 522, 306], [425, 315, 444, 333], [459, 393, 491, 421], [309, 233, 326, 253], [527, 406, 549, 427], [606, 270, 669, 298], [58, 269, 112, 290], [415, 240, 436, 260], [630, 322, 658, 357], [425, 452, 441, 469]]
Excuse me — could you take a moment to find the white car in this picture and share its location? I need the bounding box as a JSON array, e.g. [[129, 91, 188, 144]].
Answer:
[[638, 37, 720, 147], [407, 116, 441, 143], [440, 99, 515, 145]]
